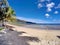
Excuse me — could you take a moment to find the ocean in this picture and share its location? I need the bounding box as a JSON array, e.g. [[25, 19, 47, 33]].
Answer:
[[23, 24, 60, 30]]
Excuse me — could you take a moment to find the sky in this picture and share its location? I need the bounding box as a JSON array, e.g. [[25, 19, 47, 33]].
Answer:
[[8, 0, 60, 23]]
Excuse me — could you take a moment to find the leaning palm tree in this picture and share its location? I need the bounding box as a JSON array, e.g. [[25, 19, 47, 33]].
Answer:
[[0, 7, 16, 28], [3, 7, 16, 29], [0, 0, 16, 28], [5, 7, 16, 22]]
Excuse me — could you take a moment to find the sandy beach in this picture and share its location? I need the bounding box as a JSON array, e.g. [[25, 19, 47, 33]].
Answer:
[[5, 24, 60, 45]]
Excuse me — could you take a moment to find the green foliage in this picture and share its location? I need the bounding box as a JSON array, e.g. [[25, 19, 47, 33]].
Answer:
[[0, 0, 16, 28], [5, 7, 16, 22], [0, 6, 16, 22], [0, 27, 4, 31]]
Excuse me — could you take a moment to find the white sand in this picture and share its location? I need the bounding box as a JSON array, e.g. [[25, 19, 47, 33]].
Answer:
[[7, 24, 60, 45]]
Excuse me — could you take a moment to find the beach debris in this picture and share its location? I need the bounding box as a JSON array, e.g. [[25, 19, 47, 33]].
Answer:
[[17, 31, 26, 34], [57, 36, 60, 39], [9, 28, 14, 31]]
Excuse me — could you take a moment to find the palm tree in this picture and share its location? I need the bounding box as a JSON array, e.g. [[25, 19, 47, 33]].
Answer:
[[0, 0, 16, 28], [4, 7, 16, 29], [0, 7, 16, 27], [5, 7, 16, 22]]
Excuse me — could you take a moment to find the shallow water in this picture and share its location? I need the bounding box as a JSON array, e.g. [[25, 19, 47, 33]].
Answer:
[[22, 24, 60, 30]]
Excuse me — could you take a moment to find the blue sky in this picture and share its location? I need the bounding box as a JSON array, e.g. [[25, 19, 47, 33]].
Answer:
[[8, 0, 60, 23]]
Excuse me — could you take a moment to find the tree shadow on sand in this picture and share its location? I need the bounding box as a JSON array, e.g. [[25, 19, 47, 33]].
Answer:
[[57, 36, 60, 39], [0, 29, 40, 45], [21, 36, 40, 42]]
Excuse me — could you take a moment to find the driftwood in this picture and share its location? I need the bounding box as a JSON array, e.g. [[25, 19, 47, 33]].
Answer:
[[57, 36, 60, 39], [5, 25, 15, 31]]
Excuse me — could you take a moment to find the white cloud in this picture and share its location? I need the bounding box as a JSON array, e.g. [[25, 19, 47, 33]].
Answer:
[[38, 3, 43, 8], [47, 8, 51, 12], [55, 4, 60, 9], [37, 0, 55, 12], [46, 2, 55, 12], [54, 11, 59, 14], [45, 13, 50, 18], [47, 2, 55, 8]]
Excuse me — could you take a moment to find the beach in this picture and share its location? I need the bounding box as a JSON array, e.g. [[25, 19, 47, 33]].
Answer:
[[6, 24, 60, 45], [0, 0, 60, 45]]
